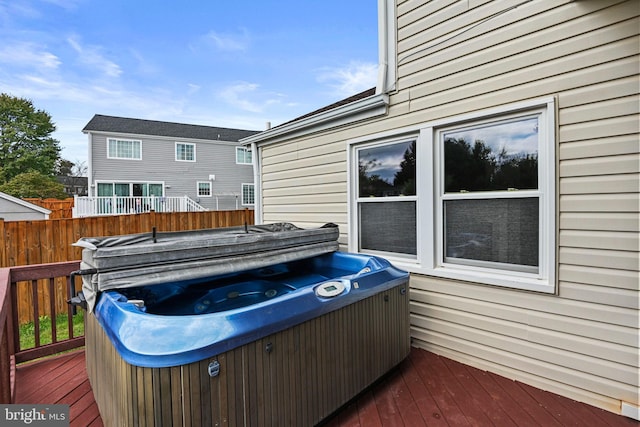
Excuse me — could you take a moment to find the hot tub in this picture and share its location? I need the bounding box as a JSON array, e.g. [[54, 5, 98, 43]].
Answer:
[[77, 223, 410, 426]]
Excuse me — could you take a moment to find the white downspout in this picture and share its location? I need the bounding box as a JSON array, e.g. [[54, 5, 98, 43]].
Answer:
[[251, 142, 262, 224], [377, 0, 396, 94]]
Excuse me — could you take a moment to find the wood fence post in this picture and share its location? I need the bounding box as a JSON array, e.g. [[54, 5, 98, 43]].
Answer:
[[0, 218, 6, 268]]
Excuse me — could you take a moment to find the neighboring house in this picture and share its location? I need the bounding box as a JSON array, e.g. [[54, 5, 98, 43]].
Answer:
[[57, 175, 88, 197], [243, 0, 639, 420], [79, 115, 259, 216], [0, 192, 51, 221]]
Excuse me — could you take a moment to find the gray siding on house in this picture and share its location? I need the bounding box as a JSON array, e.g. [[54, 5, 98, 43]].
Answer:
[[0, 198, 49, 221], [89, 132, 254, 210], [256, 0, 639, 416]]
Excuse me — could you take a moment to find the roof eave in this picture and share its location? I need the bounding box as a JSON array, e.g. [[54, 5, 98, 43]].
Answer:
[[241, 92, 389, 146], [82, 129, 245, 145]]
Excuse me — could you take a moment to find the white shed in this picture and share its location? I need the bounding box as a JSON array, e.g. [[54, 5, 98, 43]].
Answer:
[[0, 192, 51, 221]]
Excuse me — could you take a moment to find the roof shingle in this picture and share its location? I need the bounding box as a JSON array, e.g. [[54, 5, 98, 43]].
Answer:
[[276, 87, 376, 128], [83, 114, 260, 142]]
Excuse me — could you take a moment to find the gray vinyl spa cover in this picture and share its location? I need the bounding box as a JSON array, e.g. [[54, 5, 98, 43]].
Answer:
[[74, 223, 340, 312]]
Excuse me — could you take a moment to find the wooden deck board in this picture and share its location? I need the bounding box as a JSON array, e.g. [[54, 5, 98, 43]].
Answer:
[[14, 348, 639, 427], [464, 363, 540, 426]]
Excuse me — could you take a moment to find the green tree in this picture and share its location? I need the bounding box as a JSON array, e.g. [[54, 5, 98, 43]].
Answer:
[[0, 94, 61, 183], [444, 137, 495, 192], [0, 171, 68, 199], [393, 141, 416, 196], [444, 137, 538, 192], [358, 158, 394, 197], [55, 159, 75, 176]]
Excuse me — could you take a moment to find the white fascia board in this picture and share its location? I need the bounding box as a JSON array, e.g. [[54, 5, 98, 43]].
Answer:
[[241, 93, 389, 147]]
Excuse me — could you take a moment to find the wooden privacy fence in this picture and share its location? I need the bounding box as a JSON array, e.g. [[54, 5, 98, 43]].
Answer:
[[0, 209, 254, 324], [23, 198, 74, 220]]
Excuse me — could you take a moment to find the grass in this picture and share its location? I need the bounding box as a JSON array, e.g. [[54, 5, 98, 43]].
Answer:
[[19, 310, 85, 351]]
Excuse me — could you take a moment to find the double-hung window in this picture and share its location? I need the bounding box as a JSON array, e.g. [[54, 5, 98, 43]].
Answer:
[[236, 147, 252, 164], [176, 142, 195, 162], [436, 113, 543, 274], [350, 98, 556, 292], [354, 139, 417, 258], [107, 138, 141, 160]]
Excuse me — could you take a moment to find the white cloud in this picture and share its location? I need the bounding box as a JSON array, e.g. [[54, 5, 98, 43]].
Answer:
[[218, 82, 282, 113], [0, 0, 81, 27], [457, 117, 539, 156], [129, 49, 159, 75], [187, 83, 201, 95], [0, 42, 61, 70], [41, 0, 82, 10], [67, 35, 122, 78], [200, 28, 250, 52], [0, 2, 40, 21], [317, 61, 378, 98]]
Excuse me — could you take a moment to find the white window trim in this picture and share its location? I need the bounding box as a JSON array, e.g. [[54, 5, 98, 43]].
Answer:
[[348, 97, 556, 293], [107, 138, 142, 160], [241, 183, 255, 206], [176, 142, 196, 162], [197, 181, 212, 197], [352, 136, 419, 259], [236, 147, 252, 165]]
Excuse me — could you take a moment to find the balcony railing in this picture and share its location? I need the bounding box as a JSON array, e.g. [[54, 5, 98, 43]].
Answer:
[[73, 195, 206, 217], [0, 261, 83, 403]]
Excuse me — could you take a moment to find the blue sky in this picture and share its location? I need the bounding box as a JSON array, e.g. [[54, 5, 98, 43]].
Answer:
[[0, 0, 379, 166]]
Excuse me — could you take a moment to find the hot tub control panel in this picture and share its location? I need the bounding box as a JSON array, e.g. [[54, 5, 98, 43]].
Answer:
[[315, 281, 346, 298]]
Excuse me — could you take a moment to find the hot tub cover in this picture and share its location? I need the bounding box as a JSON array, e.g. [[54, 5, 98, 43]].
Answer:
[[75, 222, 339, 312]]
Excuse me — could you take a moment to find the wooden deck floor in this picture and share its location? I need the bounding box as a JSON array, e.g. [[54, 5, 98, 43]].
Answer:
[[14, 347, 637, 427]]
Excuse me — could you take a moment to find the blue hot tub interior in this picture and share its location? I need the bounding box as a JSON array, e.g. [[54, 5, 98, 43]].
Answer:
[[94, 251, 408, 367], [119, 252, 365, 315]]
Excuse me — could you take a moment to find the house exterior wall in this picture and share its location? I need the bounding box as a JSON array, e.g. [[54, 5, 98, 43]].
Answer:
[[0, 199, 48, 221], [257, 0, 639, 416], [89, 132, 254, 210]]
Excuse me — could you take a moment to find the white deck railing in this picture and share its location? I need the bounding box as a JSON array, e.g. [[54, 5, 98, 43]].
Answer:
[[73, 195, 207, 218]]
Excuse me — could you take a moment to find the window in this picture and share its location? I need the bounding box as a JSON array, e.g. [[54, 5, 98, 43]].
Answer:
[[95, 181, 164, 214], [197, 181, 211, 197], [349, 98, 556, 292], [107, 138, 141, 160], [97, 182, 113, 197], [355, 139, 417, 257], [438, 115, 541, 274], [236, 147, 252, 164], [242, 183, 255, 205], [176, 142, 196, 162], [96, 182, 163, 197]]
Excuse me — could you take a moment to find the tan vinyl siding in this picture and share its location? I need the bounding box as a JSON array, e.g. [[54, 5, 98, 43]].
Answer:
[[399, 0, 639, 414], [258, 0, 639, 415], [261, 134, 349, 235]]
